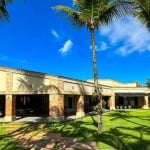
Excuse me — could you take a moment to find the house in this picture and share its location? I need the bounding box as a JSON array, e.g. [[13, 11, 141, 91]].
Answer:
[[0, 66, 149, 122]]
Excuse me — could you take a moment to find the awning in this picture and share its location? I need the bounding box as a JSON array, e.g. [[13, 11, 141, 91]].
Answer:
[[116, 93, 148, 97]]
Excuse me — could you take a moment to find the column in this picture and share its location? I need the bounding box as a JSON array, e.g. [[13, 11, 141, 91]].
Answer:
[[76, 95, 85, 117], [4, 95, 16, 122], [49, 94, 64, 118], [143, 96, 149, 109], [109, 94, 115, 110]]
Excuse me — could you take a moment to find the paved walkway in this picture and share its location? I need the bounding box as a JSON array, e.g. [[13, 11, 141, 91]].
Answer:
[[0, 115, 77, 123]]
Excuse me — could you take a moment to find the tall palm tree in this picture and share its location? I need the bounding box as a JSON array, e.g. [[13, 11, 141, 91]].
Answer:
[[132, 0, 150, 31], [0, 0, 12, 20], [54, 0, 132, 130]]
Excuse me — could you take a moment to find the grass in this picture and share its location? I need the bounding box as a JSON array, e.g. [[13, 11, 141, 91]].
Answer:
[[0, 123, 29, 150], [0, 109, 150, 150], [44, 109, 150, 150]]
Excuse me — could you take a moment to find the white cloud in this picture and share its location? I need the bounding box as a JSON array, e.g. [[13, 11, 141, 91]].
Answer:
[[97, 41, 108, 51], [90, 41, 108, 51], [59, 40, 73, 55], [51, 29, 60, 39], [100, 17, 150, 56]]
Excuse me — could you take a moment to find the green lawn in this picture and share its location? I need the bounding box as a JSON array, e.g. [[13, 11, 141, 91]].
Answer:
[[0, 123, 29, 150], [45, 109, 150, 150], [0, 109, 150, 150]]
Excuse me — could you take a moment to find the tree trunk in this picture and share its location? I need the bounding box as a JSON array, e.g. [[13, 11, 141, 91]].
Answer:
[[90, 29, 103, 131], [97, 95, 103, 130], [90, 29, 98, 93], [98, 111, 103, 130]]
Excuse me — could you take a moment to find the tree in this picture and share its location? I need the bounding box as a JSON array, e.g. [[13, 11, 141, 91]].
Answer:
[[0, 0, 12, 20], [53, 0, 132, 130], [132, 0, 150, 31]]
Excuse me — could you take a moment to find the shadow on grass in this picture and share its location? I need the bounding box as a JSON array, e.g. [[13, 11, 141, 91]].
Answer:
[[109, 110, 150, 128], [110, 110, 150, 122], [99, 127, 150, 150], [43, 111, 150, 150], [0, 123, 36, 150], [0, 110, 150, 150], [0, 120, 97, 150], [0, 134, 29, 150]]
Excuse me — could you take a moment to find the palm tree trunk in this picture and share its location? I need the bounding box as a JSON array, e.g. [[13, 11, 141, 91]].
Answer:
[[98, 110, 103, 130], [90, 29, 103, 131], [97, 96, 103, 130], [90, 29, 98, 93]]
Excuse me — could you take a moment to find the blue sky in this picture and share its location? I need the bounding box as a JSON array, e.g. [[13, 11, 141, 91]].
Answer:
[[0, 0, 150, 85]]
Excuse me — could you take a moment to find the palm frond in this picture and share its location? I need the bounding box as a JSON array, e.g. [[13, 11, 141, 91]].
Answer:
[[98, 1, 133, 26], [54, 0, 133, 30], [0, 0, 11, 20], [53, 5, 87, 28], [0, 6, 9, 20], [133, 0, 150, 30]]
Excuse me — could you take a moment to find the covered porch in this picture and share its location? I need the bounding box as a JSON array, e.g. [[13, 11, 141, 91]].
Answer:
[[115, 93, 149, 109], [15, 94, 49, 117]]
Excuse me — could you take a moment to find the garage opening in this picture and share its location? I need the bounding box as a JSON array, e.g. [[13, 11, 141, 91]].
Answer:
[[0, 95, 5, 117], [16, 94, 49, 116]]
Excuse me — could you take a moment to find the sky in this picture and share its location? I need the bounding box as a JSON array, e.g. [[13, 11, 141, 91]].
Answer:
[[0, 0, 150, 85]]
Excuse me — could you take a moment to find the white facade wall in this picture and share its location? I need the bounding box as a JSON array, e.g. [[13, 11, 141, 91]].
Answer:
[[12, 73, 50, 92], [0, 71, 6, 91]]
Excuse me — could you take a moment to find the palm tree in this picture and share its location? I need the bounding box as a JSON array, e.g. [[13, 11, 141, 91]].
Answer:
[[0, 0, 12, 20], [132, 0, 150, 31], [0, 0, 26, 21], [53, 0, 132, 130]]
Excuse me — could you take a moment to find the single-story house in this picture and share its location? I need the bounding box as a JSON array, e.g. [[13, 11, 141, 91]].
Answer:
[[0, 66, 149, 122]]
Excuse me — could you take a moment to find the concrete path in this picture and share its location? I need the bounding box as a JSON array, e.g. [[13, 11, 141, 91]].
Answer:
[[0, 115, 76, 123]]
